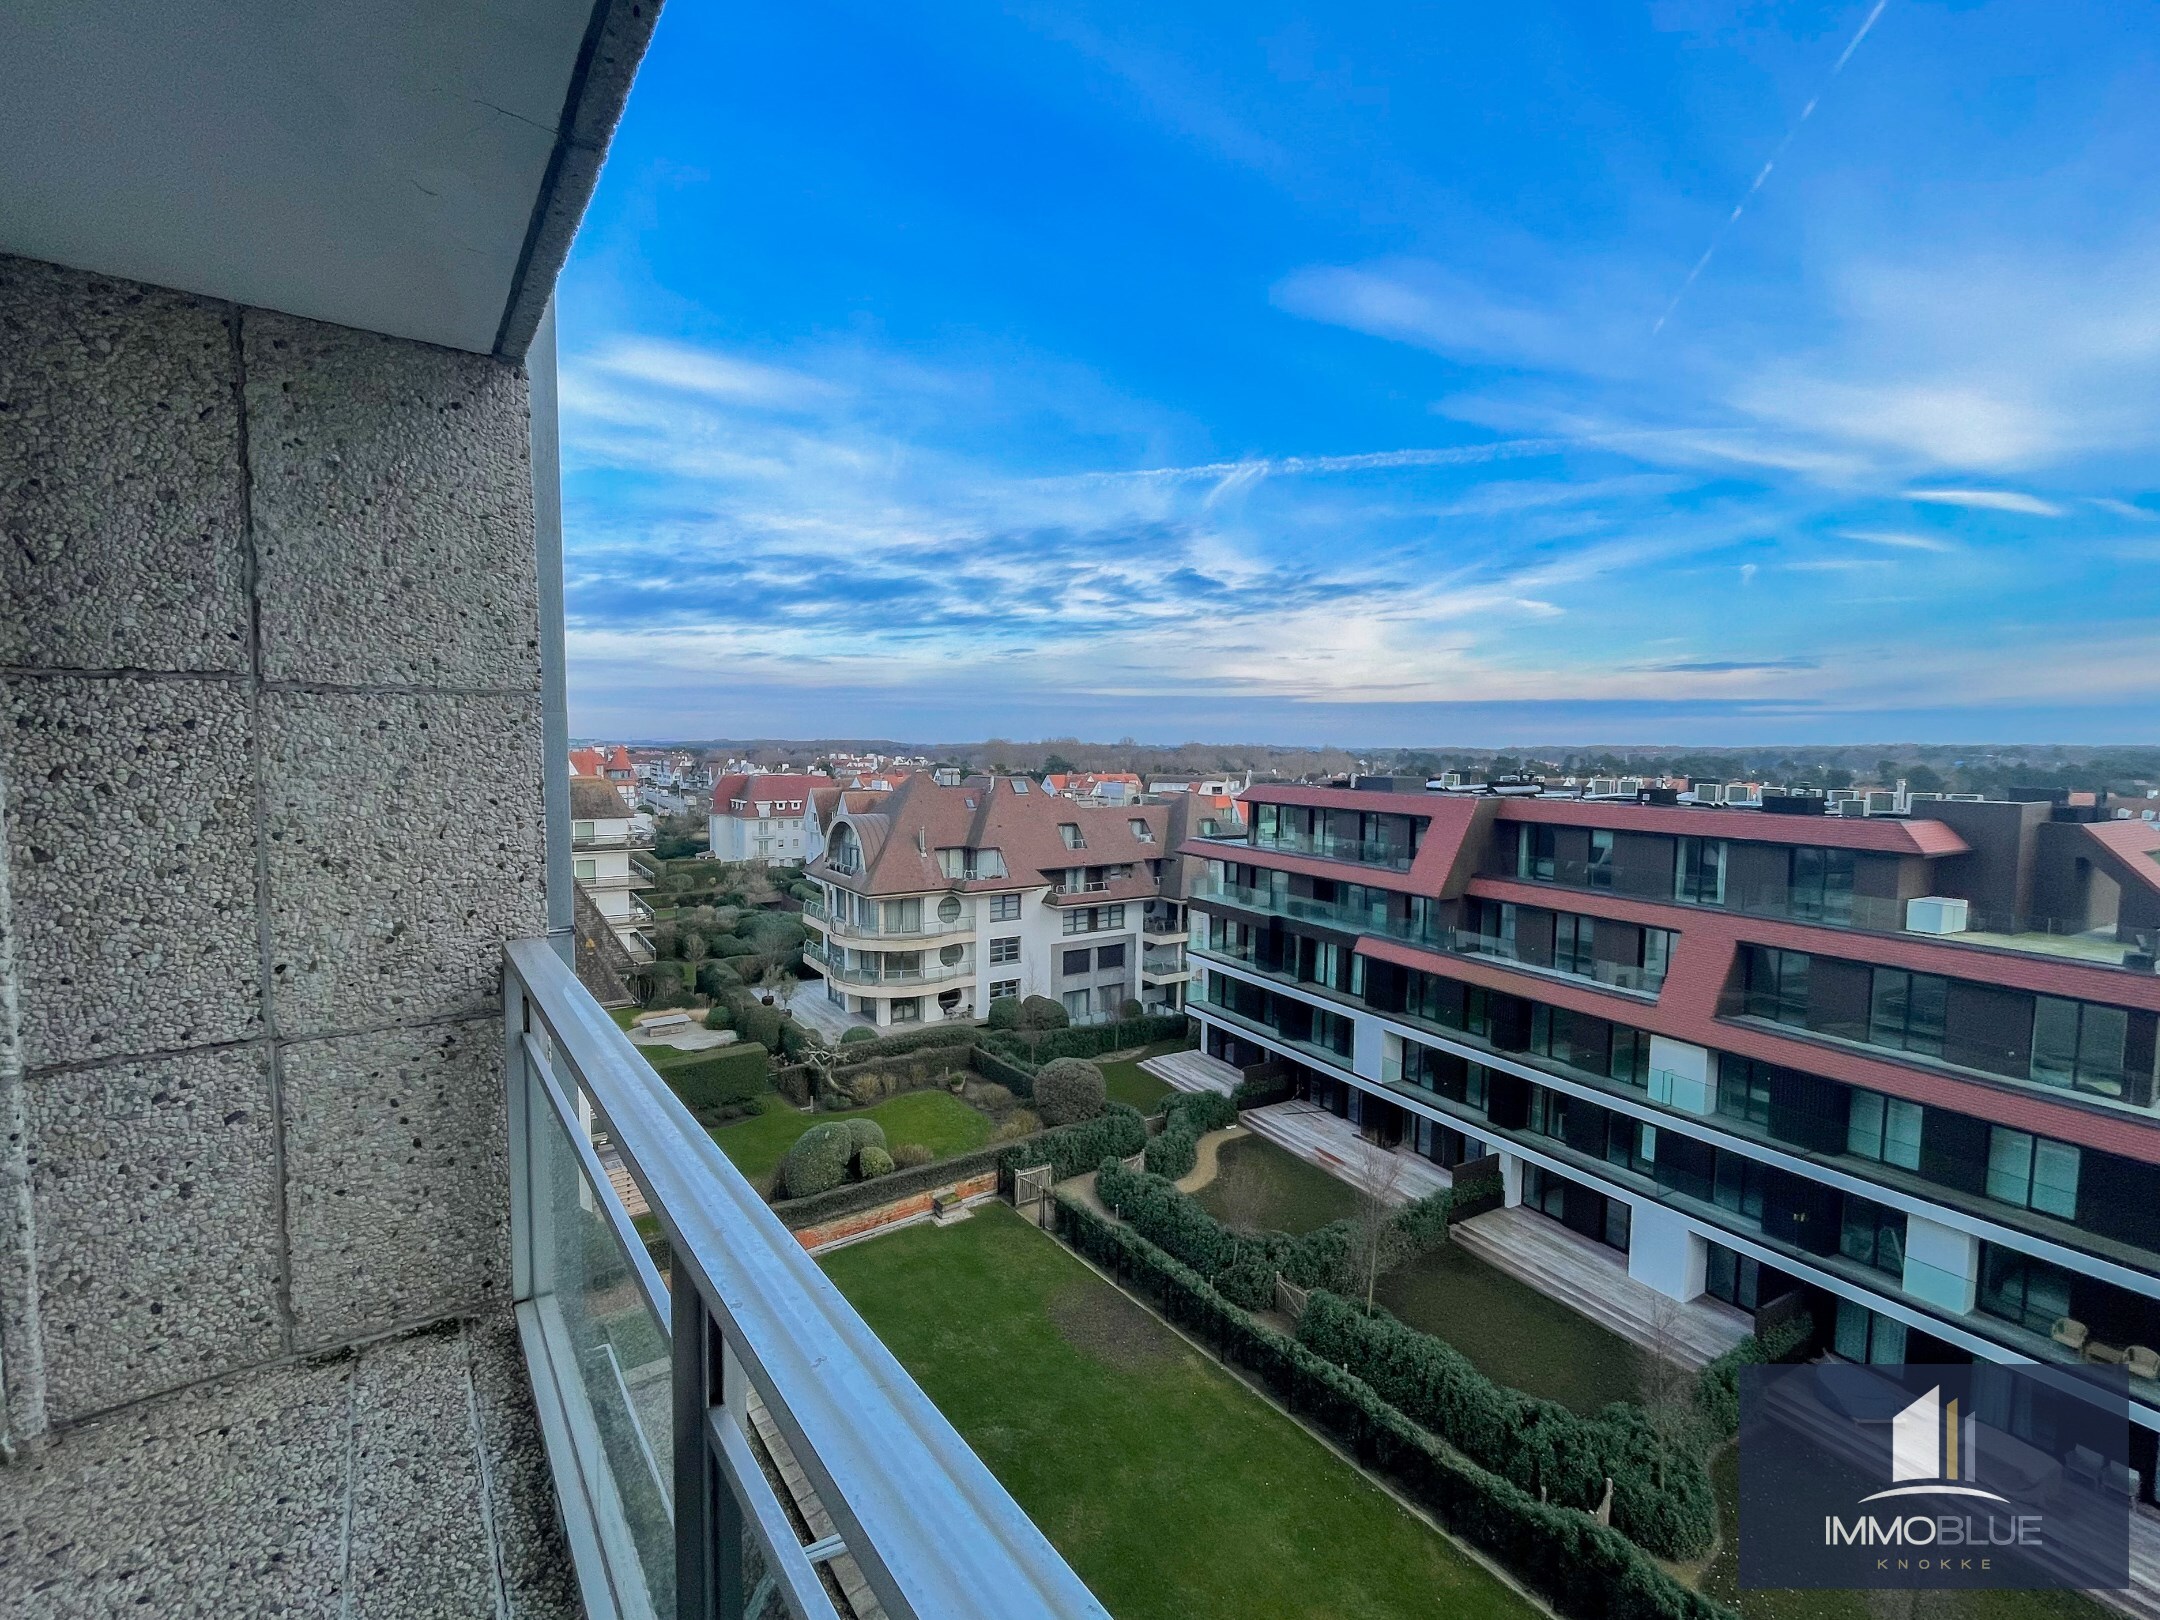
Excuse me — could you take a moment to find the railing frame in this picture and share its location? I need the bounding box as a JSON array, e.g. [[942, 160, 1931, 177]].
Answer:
[[504, 939, 1107, 1620]]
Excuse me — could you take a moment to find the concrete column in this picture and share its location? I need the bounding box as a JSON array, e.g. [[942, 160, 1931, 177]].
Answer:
[[1626, 1200, 1707, 1301], [1500, 1152, 1525, 1207]]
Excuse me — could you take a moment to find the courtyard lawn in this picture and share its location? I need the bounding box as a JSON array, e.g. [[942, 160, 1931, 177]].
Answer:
[[710, 1088, 993, 1185], [1192, 1133, 1365, 1234], [1372, 1239, 1644, 1415], [821, 1204, 1532, 1620], [1097, 1040, 1185, 1113], [608, 1005, 641, 1030]]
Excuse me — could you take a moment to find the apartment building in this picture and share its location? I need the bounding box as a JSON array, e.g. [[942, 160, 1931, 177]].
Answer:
[[1186, 778, 2160, 1494], [570, 775, 655, 963], [569, 742, 638, 808], [802, 776, 1214, 1028], [708, 770, 824, 862]]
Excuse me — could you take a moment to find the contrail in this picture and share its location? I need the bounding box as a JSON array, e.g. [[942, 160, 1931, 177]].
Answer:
[[1652, 0, 1890, 336]]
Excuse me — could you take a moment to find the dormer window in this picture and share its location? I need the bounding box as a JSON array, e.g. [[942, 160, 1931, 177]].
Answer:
[[1130, 818, 1153, 842], [1059, 823, 1086, 850]]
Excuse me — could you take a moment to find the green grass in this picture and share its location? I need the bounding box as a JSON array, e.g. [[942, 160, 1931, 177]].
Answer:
[[1371, 1239, 1644, 1414], [608, 1005, 641, 1030], [709, 1088, 994, 1184], [1097, 1039, 1185, 1113], [821, 1205, 1533, 1620], [1192, 1134, 1366, 1234], [1698, 1443, 2114, 1620]]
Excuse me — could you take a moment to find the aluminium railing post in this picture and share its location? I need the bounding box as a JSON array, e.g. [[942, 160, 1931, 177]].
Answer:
[[673, 1286, 745, 1619], [506, 957, 535, 1303]]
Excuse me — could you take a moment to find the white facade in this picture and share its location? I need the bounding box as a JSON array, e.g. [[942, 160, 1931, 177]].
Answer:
[[570, 801, 654, 962]]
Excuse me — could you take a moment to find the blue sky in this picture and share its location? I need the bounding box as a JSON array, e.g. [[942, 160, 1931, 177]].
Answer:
[[557, 0, 2160, 747]]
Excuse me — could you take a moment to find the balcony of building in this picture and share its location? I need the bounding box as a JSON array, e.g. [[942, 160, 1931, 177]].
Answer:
[[804, 895, 978, 942], [0, 8, 1105, 1617], [1140, 946, 1190, 983], [804, 939, 978, 992]]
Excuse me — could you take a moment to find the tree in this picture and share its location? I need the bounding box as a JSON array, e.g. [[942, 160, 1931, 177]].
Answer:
[[1906, 764, 1946, 793], [1346, 1140, 1409, 1309]]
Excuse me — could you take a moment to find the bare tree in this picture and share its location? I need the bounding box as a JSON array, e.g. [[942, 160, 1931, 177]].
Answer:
[[1347, 1139, 1410, 1310], [1638, 1294, 1700, 1446]]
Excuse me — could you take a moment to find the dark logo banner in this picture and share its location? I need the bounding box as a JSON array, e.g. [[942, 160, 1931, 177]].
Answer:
[[1739, 1363, 2131, 1590]]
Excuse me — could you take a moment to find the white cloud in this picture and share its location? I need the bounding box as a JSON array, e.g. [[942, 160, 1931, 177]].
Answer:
[[1839, 529, 1957, 553], [1905, 487, 2063, 516]]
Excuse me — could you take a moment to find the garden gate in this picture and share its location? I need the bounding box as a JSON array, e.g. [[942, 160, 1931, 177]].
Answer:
[[1014, 1162, 1054, 1226]]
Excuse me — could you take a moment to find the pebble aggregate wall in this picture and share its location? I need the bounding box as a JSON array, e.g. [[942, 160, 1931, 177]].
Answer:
[[0, 255, 548, 1438]]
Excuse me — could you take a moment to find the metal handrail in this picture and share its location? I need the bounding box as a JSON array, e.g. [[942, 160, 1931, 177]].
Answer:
[[505, 940, 1105, 1620]]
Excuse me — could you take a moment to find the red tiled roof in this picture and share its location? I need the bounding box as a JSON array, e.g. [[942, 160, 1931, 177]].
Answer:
[[812, 775, 1173, 897], [2085, 819, 2160, 899], [710, 772, 825, 817], [1178, 794, 1493, 898]]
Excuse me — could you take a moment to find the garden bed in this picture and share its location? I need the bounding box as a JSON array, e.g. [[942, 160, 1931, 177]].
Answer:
[[1191, 1133, 1366, 1234], [708, 1089, 995, 1187], [820, 1204, 1533, 1620]]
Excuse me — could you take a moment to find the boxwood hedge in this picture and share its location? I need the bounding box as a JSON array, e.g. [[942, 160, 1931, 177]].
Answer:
[[649, 1043, 770, 1114], [1142, 1089, 1237, 1179], [1051, 1196, 1730, 1620], [1296, 1291, 1716, 1560]]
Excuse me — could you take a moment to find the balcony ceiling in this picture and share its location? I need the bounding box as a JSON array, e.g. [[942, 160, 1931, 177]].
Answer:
[[0, 0, 652, 357]]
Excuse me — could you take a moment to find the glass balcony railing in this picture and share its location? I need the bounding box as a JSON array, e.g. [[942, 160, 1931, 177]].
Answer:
[[1242, 828, 1416, 871], [805, 897, 978, 941], [1449, 930, 1667, 995], [504, 940, 1104, 1620], [1190, 873, 1449, 950]]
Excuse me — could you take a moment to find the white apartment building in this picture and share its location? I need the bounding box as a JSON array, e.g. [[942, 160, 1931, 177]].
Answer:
[[800, 775, 1210, 1028], [570, 776, 654, 962], [708, 771, 824, 863]]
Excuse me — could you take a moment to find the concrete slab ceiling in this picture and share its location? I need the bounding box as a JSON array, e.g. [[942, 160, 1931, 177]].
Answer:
[[0, 1, 650, 356]]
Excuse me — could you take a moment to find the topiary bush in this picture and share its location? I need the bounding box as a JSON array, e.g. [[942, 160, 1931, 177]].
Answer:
[[778, 1121, 855, 1199], [1034, 1058, 1107, 1126], [985, 995, 1021, 1030], [1018, 994, 1069, 1032], [840, 1025, 876, 1045], [735, 1002, 783, 1051], [703, 1004, 733, 1030], [842, 1118, 887, 1154], [857, 1144, 894, 1179]]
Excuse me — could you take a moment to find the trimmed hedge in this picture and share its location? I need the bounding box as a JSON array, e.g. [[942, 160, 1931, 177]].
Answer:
[[1000, 1103, 1148, 1183], [1297, 1292, 1715, 1560], [829, 1023, 979, 1064], [1694, 1311, 1816, 1440], [1143, 1089, 1237, 1179], [650, 1043, 770, 1112], [771, 1061, 815, 1108], [1027, 1013, 1189, 1063], [840, 1026, 876, 1045], [772, 1141, 1011, 1228], [1034, 1058, 1107, 1126], [1096, 1158, 1452, 1310], [1052, 1197, 1730, 1620], [1231, 1070, 1295, 1109], [1449, 1157, 1505, 1222], [967, 1043, 1036, 1097]]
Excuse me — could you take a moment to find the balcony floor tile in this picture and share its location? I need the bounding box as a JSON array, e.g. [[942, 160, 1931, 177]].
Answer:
[[0, 1314, 575, 1620]]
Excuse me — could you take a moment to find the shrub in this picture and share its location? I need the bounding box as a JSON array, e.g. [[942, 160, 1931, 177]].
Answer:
[[652, 1044, 770, 1113], [840, 1026, 876, 1045], [985, 995, 1022, 1030], [709, 935, 760, 960], [703, 1004, 733, 1030], [1695, 1312, 1816, 1440], [696, 959, 743, 997], [1119, 997, 1144, 1019], [1231, 1070, 1294, 1110], [1030, 1014, 1190, 1063], [1017, 994, 1069, 1032], [735, 1002, 783, 1051], [1143, 1088, 1237, 1179], [857, 1145, 894, 1179], [1297, 1292, 1716, 1560], [972, 1082, 1015, 1115], [841, 1118, 887, 1154], [1000, 1102, 1147, 1182], [778, 1121, 855, 1199], [1034, 1058, 1107, 1126], [991, 1109, 1042, 1142], [890, 1143, 935, 1170]]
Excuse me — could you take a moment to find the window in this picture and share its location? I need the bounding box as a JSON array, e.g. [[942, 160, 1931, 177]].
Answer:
[[1789, 846, 1856, 924], [890, 998, 922, 1024], [1847, 1091, 1923, 1170], [572, 819, 595, 841], [937, 894, 963, 923], [1062, 948, 1092, 975], [991, 978, 1020, 1000], [1099, 980, 1129, 1014], [1106, 904, 1124, 928], [1979, 1246, 2075, 1335], [1130, 818, 1153, 842], [1705, 1243, 1763, 1311], [1674, 836, 1726, 904], [1062, 988, 1091, 1020], [938, 846, 1008, 880], [1011, 779, 1029, 793], [1742, 946, 1809, 1025], [939, 943, 964, 967], [1640, 927, 1673, 991], [1839, 1196, 1907, 1278], [989, 935, 1020, 964], [1059, 822, 1086, 850], [1717, 1057, 1773, 1128], [1517, 823, 1557, 881], [1554, 913, 1595, 977], [574, 857, 597, 880], [828, 823, 862, 874], [1712, 1153, 1768, 1223], [1833, 1299, 1908, 1364], [1097, 942, 1126, 970], [1868, 968, 1947, 1057], [1587, 829, 1615, 889], [989, 893, 1021, 921], [1986, 1129, 2080, 1218], [2030, 997, 2129, 1099], [1062, 904, 1123, 934]]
